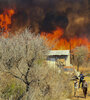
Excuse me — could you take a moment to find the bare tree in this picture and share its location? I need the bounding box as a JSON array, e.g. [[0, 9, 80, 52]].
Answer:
[[0, 29, 72, 100], [22, 65, 72, 100], [71, 46, 88, 71], [0, 29, 48, 100]]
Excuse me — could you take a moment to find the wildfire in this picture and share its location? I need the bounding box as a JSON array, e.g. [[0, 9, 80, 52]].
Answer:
[[41, 28, 90, 50], [0, 9, 89, 51], [0, 9, 15, 37]]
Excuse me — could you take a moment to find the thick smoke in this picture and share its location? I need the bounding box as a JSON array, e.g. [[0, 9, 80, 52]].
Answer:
[[0, 0, 89, 39]]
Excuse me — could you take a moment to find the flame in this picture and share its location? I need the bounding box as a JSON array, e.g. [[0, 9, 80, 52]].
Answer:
[[0, 9, 15, 37], [0, 9, 89, 51], [41, 27, 90, 50]]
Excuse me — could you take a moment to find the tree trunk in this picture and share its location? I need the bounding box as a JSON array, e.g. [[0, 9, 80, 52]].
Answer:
[[26, 83, 30, 92], [17, 92, 26, 100], [17, 84, 29, 100]]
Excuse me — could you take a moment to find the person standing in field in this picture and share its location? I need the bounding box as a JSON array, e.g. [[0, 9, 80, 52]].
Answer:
[[74, 80, 78, 97], [82, 80, 88, 98], [79, 72, 85, 88]]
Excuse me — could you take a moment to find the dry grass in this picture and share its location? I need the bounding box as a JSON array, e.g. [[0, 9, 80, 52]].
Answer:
[[79, 67, 90, 74], [74, 65, 90, 75]]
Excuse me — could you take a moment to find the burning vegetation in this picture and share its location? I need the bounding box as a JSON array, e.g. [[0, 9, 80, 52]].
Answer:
[[41, 28, 90, 50], [0, 0, 89, 50], [0, 9, 15, 37], [0, 9, 14, 31]]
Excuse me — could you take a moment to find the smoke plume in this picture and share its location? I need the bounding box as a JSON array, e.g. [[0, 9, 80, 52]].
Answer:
[[0, 0, 89, 39]]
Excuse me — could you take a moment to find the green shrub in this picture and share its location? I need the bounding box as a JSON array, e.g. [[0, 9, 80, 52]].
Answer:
[[1, 81, 25, 100]]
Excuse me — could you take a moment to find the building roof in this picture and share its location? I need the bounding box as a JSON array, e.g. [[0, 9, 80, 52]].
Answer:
[[48, 50, 70, 56]]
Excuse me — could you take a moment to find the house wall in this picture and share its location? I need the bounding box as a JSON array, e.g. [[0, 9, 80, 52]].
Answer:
[[47, 56, 57, 68], [66, 54, 70, 66], [47, 55, 71, 67]]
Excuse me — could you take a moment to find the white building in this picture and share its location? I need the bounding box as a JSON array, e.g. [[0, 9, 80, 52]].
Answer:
[[47, 50, 71, 68]]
